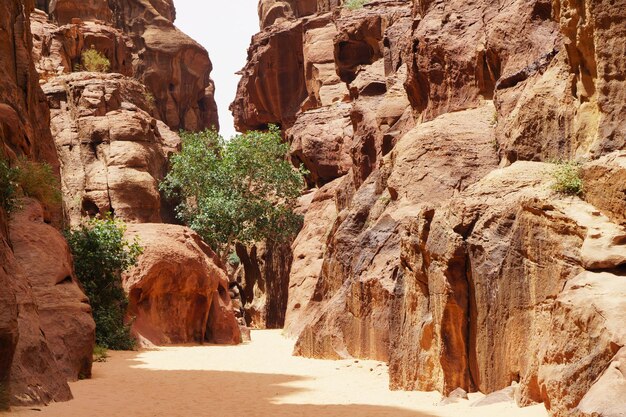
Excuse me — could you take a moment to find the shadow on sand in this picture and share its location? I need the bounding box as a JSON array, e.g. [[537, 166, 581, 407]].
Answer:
[[8, 354, 439, 417]]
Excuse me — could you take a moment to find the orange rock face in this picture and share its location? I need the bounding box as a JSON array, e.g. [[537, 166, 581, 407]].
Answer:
[[234, 0, 626, 415], [1, 0, 94, 407], [9, 201, 95, 404], [123, 224, 241, 346], [42, 72, 179, 226], [36, 0, 219, 132]]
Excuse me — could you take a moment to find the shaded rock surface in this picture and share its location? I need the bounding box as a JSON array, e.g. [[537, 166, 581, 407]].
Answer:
[[124, 224, 242, 346], [233, 0, 626, 416]]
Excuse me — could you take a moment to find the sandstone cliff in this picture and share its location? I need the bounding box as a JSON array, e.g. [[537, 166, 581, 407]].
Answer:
[[1, 0, 239, 407], [0, 0, 94, 407], [232, 0, 626, 415]]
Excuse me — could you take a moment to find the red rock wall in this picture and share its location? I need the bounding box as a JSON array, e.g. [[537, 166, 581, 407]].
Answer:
[[232, 0, 626, 415], [36, 0, 219, 132], [1, 0, 238, 408], [0, 0, 95, 407]]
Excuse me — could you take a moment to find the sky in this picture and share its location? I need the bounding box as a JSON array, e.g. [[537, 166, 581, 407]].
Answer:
[[174, 1, 259, 139]]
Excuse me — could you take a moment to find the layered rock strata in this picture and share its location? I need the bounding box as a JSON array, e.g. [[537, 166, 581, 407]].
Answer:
[[233, 0, 626, 415]]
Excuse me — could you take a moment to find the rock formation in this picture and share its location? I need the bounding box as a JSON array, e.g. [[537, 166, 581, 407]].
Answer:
[[232, 0, 626, 415], [1, 0, 237, 408], [42, 72, 178, 226], [0, 0, 94, 407], [35, 0, 219, 132], [123, 224, 241, 346]]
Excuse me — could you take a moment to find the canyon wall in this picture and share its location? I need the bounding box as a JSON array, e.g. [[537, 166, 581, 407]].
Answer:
[[232, 0, 626, 415], [0, 0, 94, 407], [1, 0, 239, 407]]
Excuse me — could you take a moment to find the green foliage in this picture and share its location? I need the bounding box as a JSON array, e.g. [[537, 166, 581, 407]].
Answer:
[[143, 90, 156, 108], [93, 345, 109, 363], [81, 47, 110, 73], [0, 158, 19, 213], [15, 158, 61, 208], [344, 0, 370, 10], [0, 157, 61, 213], [227, 252, 241, 266], [66, 216, 142, 350], [551, 160, 584, 196], [160, 126, 307, 259]]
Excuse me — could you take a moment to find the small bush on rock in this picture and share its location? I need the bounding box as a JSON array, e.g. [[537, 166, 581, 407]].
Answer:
[[1, 157, 61, 213], [66, 216, 142, 350], [0, 158, 19, 213], [344, 0, 370, 10], [15, 158, 61, 208], [551, 160, 584, 196], [81, 47, 110, 73]]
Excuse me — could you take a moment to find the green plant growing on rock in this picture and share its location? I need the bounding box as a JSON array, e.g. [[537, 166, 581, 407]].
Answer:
[[1, 157, 61, 213], [144, 91, 156, 108], [15, 158, 61, 208], [344, 0, 370, 10], [81, 46, 110, 73], [0, 157, 19, 213], [551, 160, 584, 196], [93, 345, 109, 363], [160, 125, 307, 261], [66, 215, 142, 350]]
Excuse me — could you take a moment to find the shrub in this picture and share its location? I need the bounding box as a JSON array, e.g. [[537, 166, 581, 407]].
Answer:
[[551, 160, 583, 196], [227, 252, 240, 266], [160, 125, 307, 261], [15, 158, 61, 208], [66, 216, 142, 350], [93, 345, 109, 363], [144, 91, 156, 108], [0, 158, 19, 213], [344, 0, 370, 10], [81, 47, 110, 73]]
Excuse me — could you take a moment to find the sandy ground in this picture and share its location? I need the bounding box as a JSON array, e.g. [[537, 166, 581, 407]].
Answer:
[[7, 330, 548, 417]]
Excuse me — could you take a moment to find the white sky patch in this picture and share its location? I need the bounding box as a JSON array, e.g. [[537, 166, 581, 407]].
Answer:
[[174, 1, 259, 139]]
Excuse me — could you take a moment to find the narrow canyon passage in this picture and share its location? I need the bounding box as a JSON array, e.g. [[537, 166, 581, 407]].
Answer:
[[7, 331, 547, 417]]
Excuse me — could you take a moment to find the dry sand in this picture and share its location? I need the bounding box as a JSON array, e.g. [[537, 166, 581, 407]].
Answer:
[[8, 330, 548, 417]]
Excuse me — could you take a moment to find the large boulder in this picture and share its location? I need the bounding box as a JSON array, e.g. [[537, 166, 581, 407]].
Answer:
[[4, 201, 94, 407], [9, 201, 95, 383], [123, 224, 241, 346]]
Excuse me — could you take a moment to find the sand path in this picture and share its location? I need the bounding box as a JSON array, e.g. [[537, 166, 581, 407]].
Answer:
[[8, 330, 548, 417]]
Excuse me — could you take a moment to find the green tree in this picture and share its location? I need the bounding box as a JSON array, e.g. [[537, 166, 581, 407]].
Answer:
[[160, 126, 307, 260], [66, 216, 142, 350]]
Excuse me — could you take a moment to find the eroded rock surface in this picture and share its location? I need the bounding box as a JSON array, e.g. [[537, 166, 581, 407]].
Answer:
[[43, 72, 179, 226], [1, 0, 94, 407], [35, 0, 219, 132], [234, 0, 626, 416], [124, 224, 241, 346]]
